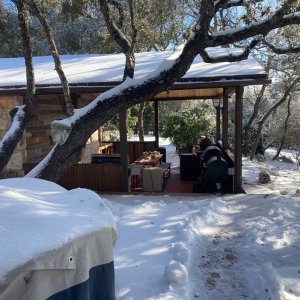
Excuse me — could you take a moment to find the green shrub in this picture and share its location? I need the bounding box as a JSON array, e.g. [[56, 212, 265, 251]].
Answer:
[[160, 105, 213, 148], [258, 170, 271, 184]]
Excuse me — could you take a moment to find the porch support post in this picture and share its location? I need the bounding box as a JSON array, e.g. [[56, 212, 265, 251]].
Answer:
[[119, 109, 128, 192], [154, 100, 159, 148], [216, 106, 221, 141], [234, 86, 244, 193], [222, 89, 229, 149]]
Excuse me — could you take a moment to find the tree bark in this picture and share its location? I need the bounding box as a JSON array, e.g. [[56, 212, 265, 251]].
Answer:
[[272, 96, 292, 160], [0, 0, 35, 175], [137, 102, 145, 141]]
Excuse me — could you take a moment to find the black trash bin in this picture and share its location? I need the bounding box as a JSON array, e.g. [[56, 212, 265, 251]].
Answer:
[[180, 153, 198, 180], [155, 147, 166, 162]]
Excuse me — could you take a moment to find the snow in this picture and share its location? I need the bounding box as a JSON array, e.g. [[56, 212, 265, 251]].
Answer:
[[0, 48, 266, 88], [1, 140, 300, 299], [102, 140, 300, 299], [0, 177, 115, 282]]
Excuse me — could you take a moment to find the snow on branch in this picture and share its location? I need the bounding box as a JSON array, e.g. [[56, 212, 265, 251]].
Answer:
[[25, 145, 57, 178], [210, 1, 300, 46], [0, 106, 26, 155], [200, 38, 260, 63], [53, 44, 188, 128]]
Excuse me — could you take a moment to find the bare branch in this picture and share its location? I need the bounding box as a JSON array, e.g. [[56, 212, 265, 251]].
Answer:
[[263, 39, 300, 54], [12, 0, 35, 107], [198, 0, 215, 34], [108, 0, 124, 28], [98, 0, 131, 53], [200, 38, 260, 63], [128, 0, 137, 48], [210, 1, 300, 46], [25, 0, 74, 116], [215, 0, 263, 12], [250, 76, 300, 160]]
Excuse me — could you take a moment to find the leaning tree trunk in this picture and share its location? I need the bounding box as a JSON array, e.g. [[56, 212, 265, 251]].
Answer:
[[0, 0, 35, 174], [272, 95, 292, 160]]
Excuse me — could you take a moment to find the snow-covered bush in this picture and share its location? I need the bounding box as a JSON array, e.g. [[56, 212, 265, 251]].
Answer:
[[258, 170, 271, 184], [277, 155, 294, 164], [254, 154, 266, 162]]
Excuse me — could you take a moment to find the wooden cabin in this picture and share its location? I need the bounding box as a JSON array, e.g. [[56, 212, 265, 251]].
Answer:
[[0, 49, 270, 192]]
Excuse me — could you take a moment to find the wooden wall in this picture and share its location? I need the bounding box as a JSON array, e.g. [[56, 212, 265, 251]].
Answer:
[[25, 95, 68, 163], [24, 163, 123, 192], [109, 141, 157, 163]]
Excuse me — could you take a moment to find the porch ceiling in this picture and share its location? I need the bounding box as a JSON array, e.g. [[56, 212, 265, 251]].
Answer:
[[155, 87, 223, 100]]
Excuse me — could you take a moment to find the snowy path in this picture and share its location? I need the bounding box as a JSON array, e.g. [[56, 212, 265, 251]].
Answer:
[[104, 193, 300, 300]]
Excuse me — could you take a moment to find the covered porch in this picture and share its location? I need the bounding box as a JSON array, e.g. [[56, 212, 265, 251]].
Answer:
[[0, 49, 270, 193]]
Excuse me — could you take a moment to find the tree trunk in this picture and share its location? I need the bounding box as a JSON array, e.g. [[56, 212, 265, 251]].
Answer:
[[250, 76, 300, 160], [137, 102, 145, 141], [0, 0, 35, 175], [272, 96, 292, 160], [25, 0, 74, 116], [243, 84, 267, 155]]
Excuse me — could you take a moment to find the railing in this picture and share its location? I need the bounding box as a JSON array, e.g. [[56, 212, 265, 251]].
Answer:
[[23, 141, 158, 192], [106, 141, 157, 163]]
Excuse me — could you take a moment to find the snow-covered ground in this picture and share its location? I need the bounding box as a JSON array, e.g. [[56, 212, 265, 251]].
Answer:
[[1, 138, 299, 299], [103, 140, 300, 300]]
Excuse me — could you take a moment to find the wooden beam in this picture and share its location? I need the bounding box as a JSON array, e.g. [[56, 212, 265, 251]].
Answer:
[[154, 101, 159, 148], [0, 79, 271, 97], [234, 86, 244, 193], [216, 106, 221, 141], [222, 89, 229, 149], [119, 110, 128, 191]]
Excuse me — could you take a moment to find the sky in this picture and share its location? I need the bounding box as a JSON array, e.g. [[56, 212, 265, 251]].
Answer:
[[1, 139, 300, 299]]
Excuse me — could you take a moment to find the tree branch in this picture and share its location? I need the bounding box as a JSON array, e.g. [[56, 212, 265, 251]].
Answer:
[[250, 76, 300, 160], [210, 1, 300, 46], [0, 0, 34, 174], [25, 0, 74, 116], [108, 0, 124, 28], [214, 0, 263, 12], [98, 0, 131, 53], [200, 38, 260, 63], [263, 39, 300, 54]]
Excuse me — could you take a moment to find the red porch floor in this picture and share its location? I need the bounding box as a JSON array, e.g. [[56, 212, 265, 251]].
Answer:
[[163, 167, 202, 193]]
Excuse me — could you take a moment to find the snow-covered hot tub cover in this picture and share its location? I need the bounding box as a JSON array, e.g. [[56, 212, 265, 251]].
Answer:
[[0, 178, 117, 300]]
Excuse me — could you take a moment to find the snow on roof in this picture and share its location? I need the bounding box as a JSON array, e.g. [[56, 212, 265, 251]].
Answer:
[[0, 48, 266, 88], [0, 177, 116, 281]]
